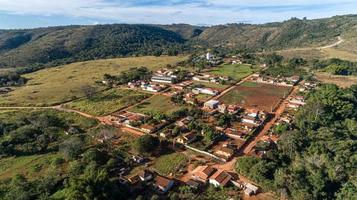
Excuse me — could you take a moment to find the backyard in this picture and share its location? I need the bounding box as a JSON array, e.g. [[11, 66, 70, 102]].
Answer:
[[219, 81, 292, 111]]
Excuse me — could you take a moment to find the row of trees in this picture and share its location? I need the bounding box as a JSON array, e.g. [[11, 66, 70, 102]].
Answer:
[[103, 67, 152, 86]]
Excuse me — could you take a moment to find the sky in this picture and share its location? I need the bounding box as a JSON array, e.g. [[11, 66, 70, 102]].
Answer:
[[0, 0, 356, 29]]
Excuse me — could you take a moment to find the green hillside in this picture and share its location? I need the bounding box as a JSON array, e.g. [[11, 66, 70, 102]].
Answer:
[[1, 15, 357, 71]]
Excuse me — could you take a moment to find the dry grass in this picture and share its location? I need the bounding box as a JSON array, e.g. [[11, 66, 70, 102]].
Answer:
[[0, 56, 186, 106], [315, 72, 357, 88]]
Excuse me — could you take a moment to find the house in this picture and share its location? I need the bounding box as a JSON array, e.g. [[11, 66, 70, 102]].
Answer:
[[287, 76, 300, 84], [214, 147, 235, 161], [224, 128, 246, 140], [289, 97, 305, 106], [240, 122, 257, 131], [176, 132, 197, 144], [192, 88, 219, 96], [218, 104, 227, 113], [287, 102, 301, 109], [151, 75, 175, 84], [204, 100, 220, 109], [140, 124, 156, 134], [153, 175, 174, 193], [128, 175, 141, 185], [227, 104, 240, 114], [242, 116, 260, 125], [138, 170, 153, 181], [209, 170, 232, 187], [244, 183, 259, 196], [159, 130, 173, 139], [132, 155, 145, 163], [191, 166, 217, 183]]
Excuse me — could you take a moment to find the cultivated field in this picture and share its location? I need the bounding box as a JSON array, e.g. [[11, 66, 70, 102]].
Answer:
[[0, 56, 186, 106], [64, 88, 152, 116], [206, 64, 259, 81], [219, 82, 292, 112], [128, 95, 183, 115], [315, 72, 357, 88]]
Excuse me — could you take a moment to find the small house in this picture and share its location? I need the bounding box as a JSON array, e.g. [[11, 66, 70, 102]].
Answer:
[[176, 132, 197, 144], [244, 183, 259, 196], [153, 175, 174, 193], [191, 166, 217, 183], [209, 170, 232, 187], [204, 100, 220, 109], [214, 147, 235, 161], [138, 170, 153, 181]]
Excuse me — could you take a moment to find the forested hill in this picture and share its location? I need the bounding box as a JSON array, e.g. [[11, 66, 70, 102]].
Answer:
[[1, 15, 357, 70], [0, 25, 186, 70]]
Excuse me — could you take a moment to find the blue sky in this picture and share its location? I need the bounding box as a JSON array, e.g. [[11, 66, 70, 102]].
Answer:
[[0, 0, 356, 29]]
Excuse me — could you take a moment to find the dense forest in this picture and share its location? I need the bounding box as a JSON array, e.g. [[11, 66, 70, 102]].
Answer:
[[1, 15, 357, 72], [235, 84, 357, 199]]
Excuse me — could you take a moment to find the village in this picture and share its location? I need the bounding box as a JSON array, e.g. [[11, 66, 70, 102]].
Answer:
[[92, 52, 319, 199]]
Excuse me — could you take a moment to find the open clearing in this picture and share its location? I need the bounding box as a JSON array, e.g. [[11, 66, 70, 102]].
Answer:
[[64, 88, 152, 116], [218, 82, 292, 112], [206, 64, 259, 81], [128, 95, 183, 115], [0, 56, 186, 106], [315, 72, 357, 88]]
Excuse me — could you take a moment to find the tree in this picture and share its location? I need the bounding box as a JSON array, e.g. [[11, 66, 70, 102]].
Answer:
[[132, 135, 159, 154], [4, 175, 33, 200], [59, 137, 84, 161], [81, 85, 96, 99]]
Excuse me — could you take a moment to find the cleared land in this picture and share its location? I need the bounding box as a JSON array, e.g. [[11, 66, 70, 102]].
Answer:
[[64, 88, 152, 116], [218, 82, 292, 112], [206, 64, 259, 81], [128, 95, 183, 115], [0, 56, 186, 106], [315, 72, 357, 88]]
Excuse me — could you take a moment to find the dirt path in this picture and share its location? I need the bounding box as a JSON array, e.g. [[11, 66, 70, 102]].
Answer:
[[318, 36, 344, 49]]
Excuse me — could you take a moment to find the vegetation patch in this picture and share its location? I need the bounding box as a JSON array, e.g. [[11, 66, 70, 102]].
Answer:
[[65, 88, 152, 116], [153, 152, 188, 176], [0, 56, 186, 106], [128, 95, 183, 115], [207, 64, 259, 81]]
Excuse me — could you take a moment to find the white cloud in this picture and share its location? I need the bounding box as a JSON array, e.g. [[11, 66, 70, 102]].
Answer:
[[0, 0, 355, 25]]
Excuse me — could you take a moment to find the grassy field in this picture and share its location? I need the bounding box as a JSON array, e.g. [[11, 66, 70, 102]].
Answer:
[[206, 64, 259, 81], [0, 153, 64, 182], [153, 152, 188, 176], [64, 88, 152, 116], [128, 95, 183, 115], [219, 81, 291, 111], [277, 47, 357, 62], [315, 72, 357, 88], [0, 56, 186, 106]]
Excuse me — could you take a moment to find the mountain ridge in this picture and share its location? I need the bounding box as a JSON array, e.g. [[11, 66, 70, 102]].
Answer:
[[1, 14, 357, 70]]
